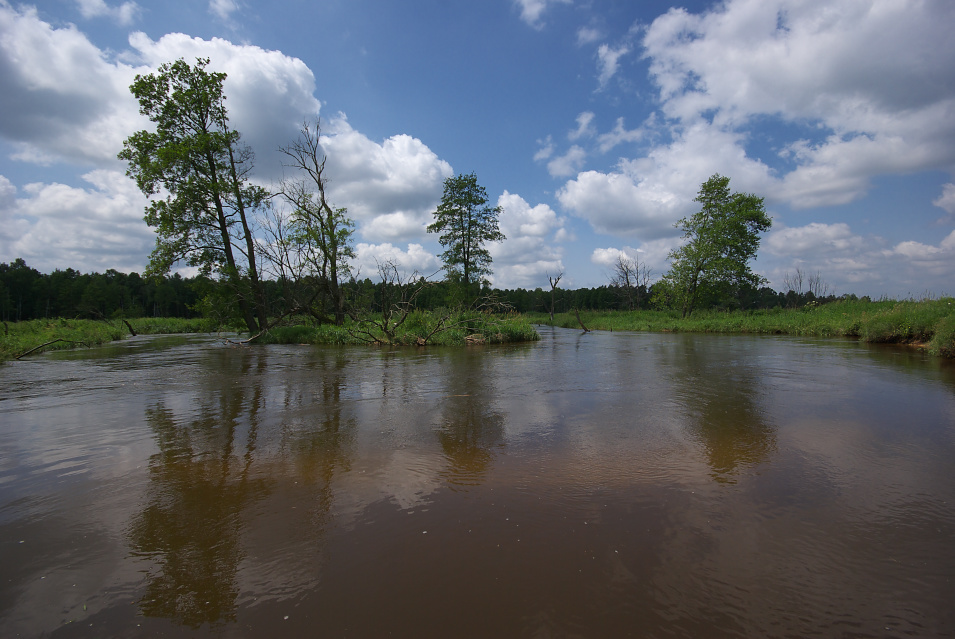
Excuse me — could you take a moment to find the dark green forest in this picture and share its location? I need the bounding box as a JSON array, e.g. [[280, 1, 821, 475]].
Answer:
[[0, 258, 839, 325]]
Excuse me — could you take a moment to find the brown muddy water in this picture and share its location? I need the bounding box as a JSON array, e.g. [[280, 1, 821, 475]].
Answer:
[[1, 327, 953, 638]]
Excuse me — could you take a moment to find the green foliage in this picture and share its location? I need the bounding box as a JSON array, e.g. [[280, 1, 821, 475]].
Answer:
[[927, 309, 955, 357], [662, 174, 772, 317], [0, 317, 207, 361], [257, 311, 539, 347], [529, 297, 955, 358], [427, 173, 505, 297], [118, 57, 268, 333], [273, 121, 356, 325]]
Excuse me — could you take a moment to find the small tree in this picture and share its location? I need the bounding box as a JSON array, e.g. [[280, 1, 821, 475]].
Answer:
[[609, 255, 651, 311], [119, 58, 269, 333], [274, 120, 355, 325], [662, 174, 771, 317], [427, 173, 505, 302]]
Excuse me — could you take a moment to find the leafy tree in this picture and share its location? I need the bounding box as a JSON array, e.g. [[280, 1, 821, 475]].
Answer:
[[427, 172, 505, 301], [661, 174, 772, 317], [118, 58, 269, 334]]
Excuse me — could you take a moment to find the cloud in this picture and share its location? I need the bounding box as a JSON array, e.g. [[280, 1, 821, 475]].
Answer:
[[319, 115, 453, 242], [127, 31, 321, 179], [209, 0, 238, 21], [591, 246, 639, 268], [533, 135, 555, 162], [488, 191, 567, 288], [0, 4, 144, 166], [639, 0, 955, 208], [547, 145, 587, 178], [933, 183, 955, 222], [568, 111, 596, 141], [76, 0, 140, 25], [513, 0, 572, 30], [762, 221, 955, 296], [766, 222, 867, 257], [0, 170, 155, 273], [353, 243, 441, 281], [596, 43, 630, 90], [0, 5, 321, 175], [558, 122, 776, 238], [596, 117, 643, 153], [576, 26, 602, 46]]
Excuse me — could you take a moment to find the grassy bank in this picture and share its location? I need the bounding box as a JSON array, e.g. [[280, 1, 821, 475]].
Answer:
[[259, 310, 540, 347], [1, 317, 208, 361], [1, 311, 539, 361], [530, 297, 955, 358]]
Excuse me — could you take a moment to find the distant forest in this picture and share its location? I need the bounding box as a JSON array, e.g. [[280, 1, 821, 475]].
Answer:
[[0, 258, 838, 323]]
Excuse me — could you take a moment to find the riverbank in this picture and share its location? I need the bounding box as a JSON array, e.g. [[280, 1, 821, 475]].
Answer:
[[0, 317, 208, 361], [1, 311, 540, 361], [530, 297, 955, 358]]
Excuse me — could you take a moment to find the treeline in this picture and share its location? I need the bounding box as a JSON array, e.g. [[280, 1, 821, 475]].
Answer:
[[1, 258, 840, 324]]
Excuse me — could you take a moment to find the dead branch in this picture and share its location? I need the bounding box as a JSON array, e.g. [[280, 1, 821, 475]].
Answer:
[[573, 308, 591, 333], [15, 338, 89, 360]]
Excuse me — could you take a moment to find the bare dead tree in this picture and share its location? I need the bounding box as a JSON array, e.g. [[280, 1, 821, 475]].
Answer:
[[547, 270, 563, 321], [783, 267, 805, 295], [274, 120, 355, 325], [784, 267, 832, 304], [807, 271, 832, 298], [610, 255, 652, 311]]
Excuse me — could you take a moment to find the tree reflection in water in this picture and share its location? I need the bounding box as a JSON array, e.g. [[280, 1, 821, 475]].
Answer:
[[435, 351, 506, 487], [283, 350, 354, 536], [667, 338, 778, 483], [127, 351, 271, 627]]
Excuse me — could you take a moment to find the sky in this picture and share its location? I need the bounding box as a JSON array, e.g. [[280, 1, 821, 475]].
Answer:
[[1, 0, 954, 298]]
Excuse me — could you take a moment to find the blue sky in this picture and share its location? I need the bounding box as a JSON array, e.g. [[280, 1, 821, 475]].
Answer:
[[1, 0, 954, 297]]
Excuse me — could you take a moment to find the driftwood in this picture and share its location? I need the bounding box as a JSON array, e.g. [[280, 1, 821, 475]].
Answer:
[[573, 308, 591, 333], [15, 338, 89, 360]]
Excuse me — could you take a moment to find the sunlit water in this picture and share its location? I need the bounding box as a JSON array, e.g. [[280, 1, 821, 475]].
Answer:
[[1, 328, 953, 638]]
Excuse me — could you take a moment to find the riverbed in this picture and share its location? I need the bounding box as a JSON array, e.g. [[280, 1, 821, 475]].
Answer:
[[1, 328, 953, 637]]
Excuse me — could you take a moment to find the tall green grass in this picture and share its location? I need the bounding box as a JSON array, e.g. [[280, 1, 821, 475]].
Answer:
[[1, 317, 209, 361], [259, 310, 539, 347], [1, 312, 540, 361], [529, 297, 955, 357]]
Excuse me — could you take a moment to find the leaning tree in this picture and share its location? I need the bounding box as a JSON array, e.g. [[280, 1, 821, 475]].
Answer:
[[662, 174, 772, 317], [119, 57, 269, 333]]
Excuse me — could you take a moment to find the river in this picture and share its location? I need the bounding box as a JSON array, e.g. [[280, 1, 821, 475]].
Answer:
[[1, 327, 953, 637]]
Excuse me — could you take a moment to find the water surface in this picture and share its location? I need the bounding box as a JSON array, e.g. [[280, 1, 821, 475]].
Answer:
[[1, 328, 953, 637]]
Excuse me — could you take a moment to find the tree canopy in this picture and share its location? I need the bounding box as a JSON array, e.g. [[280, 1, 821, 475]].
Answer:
[[118, 57, 269, 333], [427, 172, 505, 299], [659, 174, 772, 317]]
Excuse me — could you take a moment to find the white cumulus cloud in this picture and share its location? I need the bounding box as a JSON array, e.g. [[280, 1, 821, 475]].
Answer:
[[320, 115, 453, 242], [353, 243, 442, 282], [76, 0, 140, 25], [514, 0, 572, 30], [488, 191, 568, 289]]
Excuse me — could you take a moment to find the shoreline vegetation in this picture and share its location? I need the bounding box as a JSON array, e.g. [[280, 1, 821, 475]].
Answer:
[[0, 311, 541, 362], [2, 297, 954, 362], [530, 297, 955, 358]]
